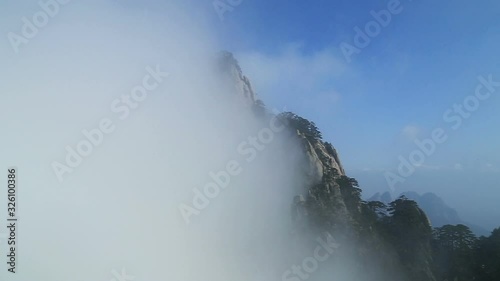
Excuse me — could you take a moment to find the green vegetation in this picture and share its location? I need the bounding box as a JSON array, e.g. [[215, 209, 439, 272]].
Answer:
[[336, 176, 362, 216], [277, 110, 500, 281], [278, 111, 322, 142], [432, 224, 500, 281]]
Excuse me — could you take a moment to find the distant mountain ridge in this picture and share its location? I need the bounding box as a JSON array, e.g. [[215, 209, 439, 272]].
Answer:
[[220, 52, 439, 281], [368, 191, 489, 236], [220, 51, 499, 281]]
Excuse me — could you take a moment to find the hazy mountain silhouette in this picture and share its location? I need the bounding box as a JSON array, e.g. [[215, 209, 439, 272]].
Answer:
[[369, 191, 489, 236]]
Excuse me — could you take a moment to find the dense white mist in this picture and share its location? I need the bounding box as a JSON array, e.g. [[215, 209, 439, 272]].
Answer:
[[0, 1, 313, 280]]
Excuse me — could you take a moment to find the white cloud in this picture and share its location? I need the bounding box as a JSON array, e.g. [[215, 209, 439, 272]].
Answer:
[[401, 125, 420, 140], [417, 164, 442, 170], [482, 163, 500, 172], [236, 44, 346, 104]]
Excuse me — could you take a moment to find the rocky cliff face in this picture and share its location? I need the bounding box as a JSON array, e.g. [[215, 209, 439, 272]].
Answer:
[[218, 51, 257, 107], [299, 132, 346, 180], [218, 51, 437, 281]]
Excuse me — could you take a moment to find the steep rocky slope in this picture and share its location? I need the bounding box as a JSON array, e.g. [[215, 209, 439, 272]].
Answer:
[[218, 51, 437, 281]]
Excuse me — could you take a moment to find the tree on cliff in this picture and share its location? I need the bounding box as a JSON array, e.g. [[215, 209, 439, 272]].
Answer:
[[474, 228, 500, 281], [278, 112, 322, 142], [432, 224, 477, 281], [336, 176, 362, 216]]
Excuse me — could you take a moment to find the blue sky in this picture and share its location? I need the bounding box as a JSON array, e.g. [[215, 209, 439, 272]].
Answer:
[[208, 0, 500, 227], [2, 2, 499, 278], [207, 0, 500, 170], [0, 0, 498, 230]]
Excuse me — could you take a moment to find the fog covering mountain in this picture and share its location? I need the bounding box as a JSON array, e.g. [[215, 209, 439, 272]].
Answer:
[[215, 53, 500, 281], [0, 1, 431, 277], [1, 2, 499, 280], [369, 191, 490, 236], [213, 53, 430, 281]]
